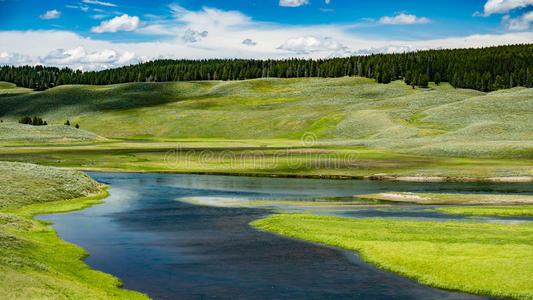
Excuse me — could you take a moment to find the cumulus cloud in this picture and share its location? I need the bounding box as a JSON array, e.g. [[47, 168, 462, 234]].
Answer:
[[279, 0, 309, 7], [479, 0, 533, 16], [278, 36, 352, 55], [242, 38, 257, 46], [182, 29, 208, 43], [40, 47, 137, 69], [82, 0, 117, 7], [91, 14, 140, 33], [354, 45, 430, 55], [378, 13, 431, 25], [502, 10, 533, 30], [0, 52, 30, 64], [40, 10, 61, 20]]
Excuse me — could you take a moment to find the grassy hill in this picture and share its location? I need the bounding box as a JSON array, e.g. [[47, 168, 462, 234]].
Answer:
[[0, 123, 105, 144], [0, 78, 532, 158], [0, 81, 32, 96], [0, 161, 147, 299]]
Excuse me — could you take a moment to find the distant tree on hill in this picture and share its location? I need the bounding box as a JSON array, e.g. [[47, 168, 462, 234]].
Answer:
[[75, 123, 79, 129], [493, 75, 506, 90], [419, 74, 429, 88], [19, 116, 46, 126], [65, 120, 70, 126], [404, 71, 412, 86], [19, 116, 32, 125], [434, 73, 441, 85]]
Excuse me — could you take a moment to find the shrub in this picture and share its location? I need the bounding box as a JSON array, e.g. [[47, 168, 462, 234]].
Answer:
[[18, 116, 47, 126]]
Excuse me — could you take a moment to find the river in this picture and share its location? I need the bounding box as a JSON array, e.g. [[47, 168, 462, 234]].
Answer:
[[38, 172, 533, 299]]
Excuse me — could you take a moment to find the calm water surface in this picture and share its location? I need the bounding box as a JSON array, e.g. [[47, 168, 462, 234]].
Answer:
[[39, 172, 533, 299]]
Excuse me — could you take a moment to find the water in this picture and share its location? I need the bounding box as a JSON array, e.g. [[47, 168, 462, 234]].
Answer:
[[39, 172, 532, 299]]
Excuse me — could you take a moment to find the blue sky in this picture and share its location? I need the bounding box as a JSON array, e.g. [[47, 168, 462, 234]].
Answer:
[[0, 0, 532, 69]]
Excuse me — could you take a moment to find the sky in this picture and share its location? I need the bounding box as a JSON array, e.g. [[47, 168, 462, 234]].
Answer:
[[0, 0, 532, 70]]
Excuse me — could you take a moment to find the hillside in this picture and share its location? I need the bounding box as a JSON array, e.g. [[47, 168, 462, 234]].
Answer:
[[0, 123, 105, 144], [0, 78, 532, 157], [0, 162, 147, 299]]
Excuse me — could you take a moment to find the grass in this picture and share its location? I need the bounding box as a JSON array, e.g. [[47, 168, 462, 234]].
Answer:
[[434, 206, 533, 216], [0, 140, 532, 180], [0, 161, 148, 299], [0, 139, 532, 180], [252, 214, 533, 299], [357, 192, 533, 204], [0, 123, 105, 145], [1, 77, 533, 179], [0, 81, 32, 95], [1, 78, 532, 159]]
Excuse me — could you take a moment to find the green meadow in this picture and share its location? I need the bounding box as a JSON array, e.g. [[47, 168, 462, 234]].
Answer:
[[0, 161, 147, 299], [1, 77, 533, 179], [252, 214, 533, 299], [1, 140, 533, 179], [1, 78, 533, 159], [434, 205, 533, 216]]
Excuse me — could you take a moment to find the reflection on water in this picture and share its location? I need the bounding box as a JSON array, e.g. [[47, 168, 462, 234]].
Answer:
[[37, 172, 527, 299]]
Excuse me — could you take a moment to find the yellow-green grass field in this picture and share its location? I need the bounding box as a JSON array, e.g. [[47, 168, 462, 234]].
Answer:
[[434, 205, 533, 216], [0, 140, 532, 180], [0, 139, 533, 181], [1, 77, 533, 179], [0, 161, 147, 299], [0, 123, 106, 145], [252, 214, 533, 299], [1, 78, 533, 159]]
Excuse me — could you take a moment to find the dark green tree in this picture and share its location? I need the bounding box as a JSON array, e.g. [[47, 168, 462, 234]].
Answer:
[[434, 72, 441, 85], [19, 116, 32, 124]]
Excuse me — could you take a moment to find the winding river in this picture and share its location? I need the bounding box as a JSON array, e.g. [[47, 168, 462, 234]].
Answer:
[[38, 172, 533, 299]]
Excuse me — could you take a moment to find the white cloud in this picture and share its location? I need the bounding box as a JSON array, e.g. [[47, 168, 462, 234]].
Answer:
[[0, 51, 30, 64], [91, 14, 140, 33], [279, 0, 309, 7], [39, 47, 137, 70], [242, 38, 257, 46], [66, 5, 89, 12], [480, 0, 533, 16], [354, 45, 428, 55], [82, 0, 117, 7], [182, 29, 208, 43], [378, 13, 431, 25], [278, 36, 351, 55], [40, 10, 61, 20], [502, 10, 533, 30]]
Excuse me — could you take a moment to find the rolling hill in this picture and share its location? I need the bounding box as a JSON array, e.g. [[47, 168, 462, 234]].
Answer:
[[0, 78, 532, 158]]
